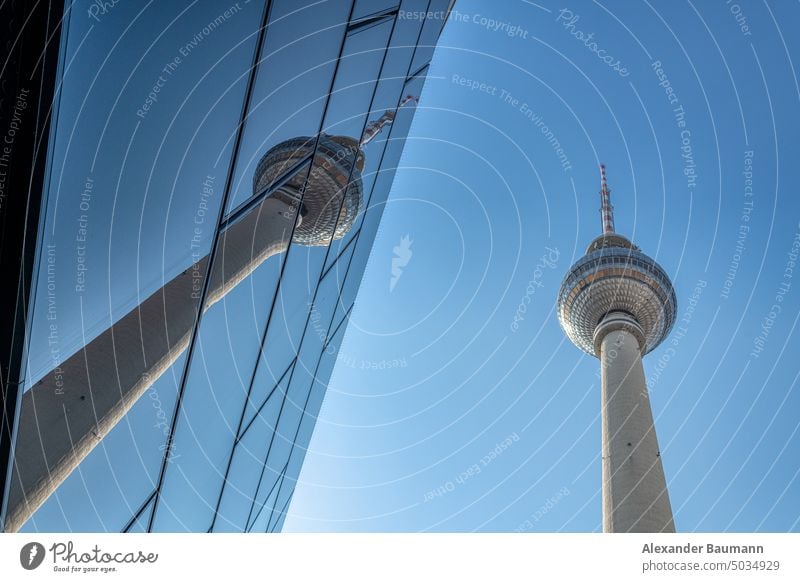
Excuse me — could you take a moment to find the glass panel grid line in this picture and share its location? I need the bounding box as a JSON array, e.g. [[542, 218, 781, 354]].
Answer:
[[268, 491, 294, 532], [238, 9, 438, 528], [347, 11, 397, 35], [326, 302, 355, 352], [310, 11, 403, 290], [121, 489, 155, 533], [146, 0, 273, 532], [235, 6, 406, 530], [266, 479, 292, 531], [320, 226, 361, 281], [313, 1, 433, 329], [407, 62, 430, 83], [208, 0, 362, 532], [236, 357, 296, 441], [246, 458, 290, 531], [221, 151, 314, 230], [231, 9, 407, 529]]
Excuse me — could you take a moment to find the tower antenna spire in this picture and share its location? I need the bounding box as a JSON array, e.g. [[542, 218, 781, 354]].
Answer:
[[599, 163, 615, 234], [360, 95, 418, 146]]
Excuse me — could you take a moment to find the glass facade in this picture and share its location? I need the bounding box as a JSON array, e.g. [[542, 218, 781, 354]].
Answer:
[[2, 0, 452, 532]]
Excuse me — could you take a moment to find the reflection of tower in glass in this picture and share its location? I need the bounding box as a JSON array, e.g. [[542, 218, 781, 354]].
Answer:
[[5, 97, 417, 532], [557, 165, 677, 533], [254, 134, 364, 247], [251, 94, 416, 247]]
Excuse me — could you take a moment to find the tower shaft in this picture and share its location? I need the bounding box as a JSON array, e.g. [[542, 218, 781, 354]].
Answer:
[[598, 316, 674, 533]]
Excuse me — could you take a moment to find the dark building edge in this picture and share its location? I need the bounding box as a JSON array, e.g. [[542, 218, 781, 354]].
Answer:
[[0, 0, 67, 531]]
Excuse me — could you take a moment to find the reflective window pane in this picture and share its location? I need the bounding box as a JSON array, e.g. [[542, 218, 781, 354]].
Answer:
[[151, 187, 299, 531], [124, 497, 155, 533], [224, 0, 351, 213], [23, 0, 265, 389], [409, 1, 447, 73], [256, 247, 319, 391], [333, 238, 364, 330], [241, 358, 294, 435], [213, 387, 284, 532], [323, 19, 394, 139], [328, 67, 422, 331], [265, 321, 347, 532], [252, 17, 395, 381], [270, 507, 289, 532], [10, 0, 266, 535], [250, 375, 309, 520], [353, 0, 399, 20], [292, 246, 354, 394], [324, 11, 425, 270], [248, 474, 282, 532]]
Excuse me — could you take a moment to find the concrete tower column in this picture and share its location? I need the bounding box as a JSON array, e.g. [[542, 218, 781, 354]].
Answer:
[[596, 313, 674, 533], [558, 165, 677, 532]]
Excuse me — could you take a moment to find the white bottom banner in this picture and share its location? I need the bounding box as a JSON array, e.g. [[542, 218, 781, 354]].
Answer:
[[1, 533, 797, 581]]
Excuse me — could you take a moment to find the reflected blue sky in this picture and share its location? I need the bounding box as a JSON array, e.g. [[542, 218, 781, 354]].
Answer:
[[286, 0, 800, 532], [23, 0, 266, 389]]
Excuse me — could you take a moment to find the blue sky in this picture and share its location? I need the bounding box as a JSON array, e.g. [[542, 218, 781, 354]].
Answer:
[[285, 0, 800, 532]]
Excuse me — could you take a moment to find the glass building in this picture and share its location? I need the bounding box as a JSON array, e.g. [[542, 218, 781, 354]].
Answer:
[[0, 0, 452, 532]]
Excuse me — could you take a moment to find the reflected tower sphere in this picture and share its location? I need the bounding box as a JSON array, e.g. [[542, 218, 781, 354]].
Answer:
[[253, 134, 365, 247], [557, 165, 677, 533], [249, 94, 417, 247]]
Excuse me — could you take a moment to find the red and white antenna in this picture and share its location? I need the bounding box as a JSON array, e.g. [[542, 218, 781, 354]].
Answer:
[[599, 163, 615, 234], [360, 95, 418, 146]]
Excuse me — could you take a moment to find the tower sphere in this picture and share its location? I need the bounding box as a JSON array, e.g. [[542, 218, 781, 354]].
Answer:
[[253, 134, 364, 246], [557, 233, 677, 356]]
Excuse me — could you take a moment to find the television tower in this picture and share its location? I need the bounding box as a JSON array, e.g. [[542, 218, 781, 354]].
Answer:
[[557, 165, 677, 532]]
